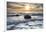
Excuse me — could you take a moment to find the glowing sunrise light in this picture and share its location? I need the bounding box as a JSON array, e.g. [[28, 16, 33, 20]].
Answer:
[[25, 4, 30, 10]]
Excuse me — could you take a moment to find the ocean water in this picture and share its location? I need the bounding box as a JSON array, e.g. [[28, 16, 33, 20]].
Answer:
[[7, 13, 43, 30]]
